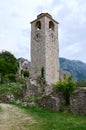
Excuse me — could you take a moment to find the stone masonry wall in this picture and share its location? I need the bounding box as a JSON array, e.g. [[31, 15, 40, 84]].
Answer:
[[70, 87, 86, 115], [24, 79, 63, 111], [41, 91, 64, 111], [30, 13, 59, 85]]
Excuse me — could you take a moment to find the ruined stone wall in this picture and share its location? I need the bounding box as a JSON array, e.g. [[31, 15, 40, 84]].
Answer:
[[25, 79, 64, 111], [70, 87, 86, 115], [18, 58, 30, 76], [25, 79, 42, 97], [41, 91, 64, 111]]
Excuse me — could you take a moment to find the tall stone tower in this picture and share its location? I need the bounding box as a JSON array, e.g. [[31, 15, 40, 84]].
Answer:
[[30, 13, 59, 84]]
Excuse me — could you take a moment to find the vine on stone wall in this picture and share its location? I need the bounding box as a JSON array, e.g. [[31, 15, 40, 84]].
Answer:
[[36, 67, 46, 93]]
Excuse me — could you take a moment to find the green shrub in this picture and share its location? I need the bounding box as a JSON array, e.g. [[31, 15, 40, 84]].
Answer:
[[0, 107, 2, 112], [3, 75, 9, 83], [36, 67, 46, 92], [0, 83, 24, 100], [3, 73, 16, 83], [54, 76, 76, 105], [23, 70, 29, 78], [16, 77, 26, 85], [21, 70, 29, 78], [8, 73, 16, 82]]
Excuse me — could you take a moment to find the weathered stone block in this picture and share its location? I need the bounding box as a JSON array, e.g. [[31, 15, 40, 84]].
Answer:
[[70, 87, 86, 115], [41, 94, 61, 111]]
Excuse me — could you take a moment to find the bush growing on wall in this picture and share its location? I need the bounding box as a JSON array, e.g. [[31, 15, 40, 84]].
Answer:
[[54, 76, 76, 105], [16, 77, 26, 85], [36, 67, 46, 92], [21, 70, 29, 78]]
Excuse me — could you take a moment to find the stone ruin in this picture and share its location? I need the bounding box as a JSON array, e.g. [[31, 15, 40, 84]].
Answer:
[[18, 13, 86, 115], [18, 58, 31, 77], [70, 87, 86, 115]]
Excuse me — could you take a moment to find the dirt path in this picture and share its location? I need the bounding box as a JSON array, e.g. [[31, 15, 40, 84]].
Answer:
[[0, 103, 36, 130]]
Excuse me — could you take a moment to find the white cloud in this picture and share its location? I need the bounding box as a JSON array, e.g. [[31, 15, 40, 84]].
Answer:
[[0, 0, 86, 62]]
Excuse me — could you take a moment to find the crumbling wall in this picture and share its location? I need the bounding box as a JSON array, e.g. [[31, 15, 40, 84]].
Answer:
[[24, 79, 64, 111], [25, 79, 42, 97], [41, 91, 64, 111], [70, 87, 86, 115]]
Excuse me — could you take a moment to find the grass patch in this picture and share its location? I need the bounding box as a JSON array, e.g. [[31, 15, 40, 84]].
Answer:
[[15, 104, 86, 130], [0, 83, 24, 99], [0, 107, 2, 112]]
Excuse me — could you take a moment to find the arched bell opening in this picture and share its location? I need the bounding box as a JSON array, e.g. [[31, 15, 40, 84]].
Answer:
[[35, 21, 41, 30], [49, 21, 54, 31]]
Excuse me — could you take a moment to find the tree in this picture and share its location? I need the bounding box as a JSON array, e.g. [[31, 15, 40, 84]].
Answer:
[[0, 58, 7, 75], [21, 69, 29, 78], [54, 76, 76, 105], [0, 51, 19, 83]]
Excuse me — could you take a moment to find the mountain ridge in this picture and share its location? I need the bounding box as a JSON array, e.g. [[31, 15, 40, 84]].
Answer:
[[60, 57, 86, 81]]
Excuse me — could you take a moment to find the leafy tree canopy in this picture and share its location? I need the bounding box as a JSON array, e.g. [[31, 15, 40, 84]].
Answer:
[[0, 51, 18, 80]]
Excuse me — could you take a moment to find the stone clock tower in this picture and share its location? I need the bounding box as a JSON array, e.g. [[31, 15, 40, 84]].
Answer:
[[30, 13, 59, 84]]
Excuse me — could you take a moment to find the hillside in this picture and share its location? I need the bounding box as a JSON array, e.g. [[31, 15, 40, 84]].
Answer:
[[60, 57, 86, 81]]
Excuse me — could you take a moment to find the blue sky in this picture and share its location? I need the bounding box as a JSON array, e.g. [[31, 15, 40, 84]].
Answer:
[[0, 0, 86, 62]]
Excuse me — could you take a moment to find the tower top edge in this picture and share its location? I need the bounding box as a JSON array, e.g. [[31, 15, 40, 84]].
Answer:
[[30, 12, 59, 24], [37, 13, 52, 19]]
